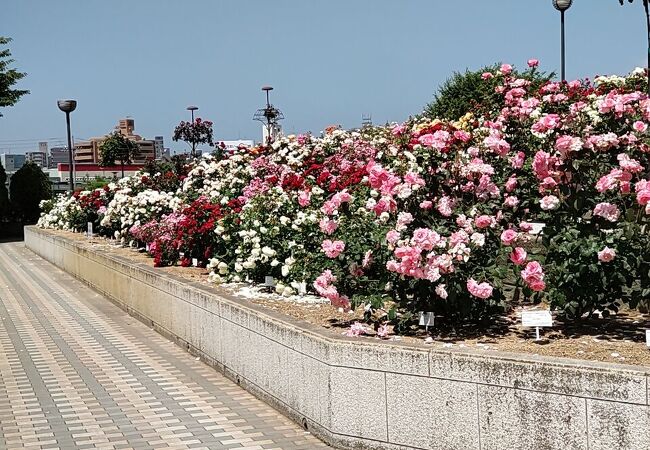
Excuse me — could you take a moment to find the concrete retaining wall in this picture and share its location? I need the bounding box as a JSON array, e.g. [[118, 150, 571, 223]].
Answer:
[[25, 226, 650, 450]]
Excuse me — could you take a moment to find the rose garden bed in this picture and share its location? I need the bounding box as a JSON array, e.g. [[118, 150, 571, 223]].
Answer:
[[38, 61, 649, 368]]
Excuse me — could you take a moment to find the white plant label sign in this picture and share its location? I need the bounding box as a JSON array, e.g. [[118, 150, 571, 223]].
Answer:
[[646, 330, 650, 348], [264, 276, 276, 287], [87, 222, 93, 237], [522, 310, 553, 327], [522, 310, 552, 341], [419, 312, 435, 328], [192, 258, 198, 267]]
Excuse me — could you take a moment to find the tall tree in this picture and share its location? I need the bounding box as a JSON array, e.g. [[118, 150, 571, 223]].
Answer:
[[0, 159, 10, 220], [9, 161, 51, 223], [0, 37, 29, 117], [99, 132, 140, 178], [619, 0, 650, 94]]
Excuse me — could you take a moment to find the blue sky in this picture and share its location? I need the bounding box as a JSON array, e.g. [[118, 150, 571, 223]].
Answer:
[[0, 0, 646, 154]]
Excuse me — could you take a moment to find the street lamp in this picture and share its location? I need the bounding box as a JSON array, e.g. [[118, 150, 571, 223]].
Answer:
[[186, 105, 198, 157], [253, 86, 284, 145], [552, 0, 573, 82], [57, 99, 77, 192]]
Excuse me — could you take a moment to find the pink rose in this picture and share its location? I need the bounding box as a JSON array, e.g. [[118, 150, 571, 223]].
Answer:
[[633, 121, 648, 133], [511, 151, 526, 169], [454, 130, 471, 142], [531, 114, 561, 135], [540, 177, 558, 191], [391, 124, 406, 136], [474, 215, 494, 229], [527, 59, 539, 68], [418, 133, 436, 147], [521, 261, 545, 291], [298, 190, 311, 207], [505, 176, 518, 192], [386, 230, 401, 244], [529, 279, 546, 291], [637, 188, 650, 206], [419, 200, 433, 209], [510, 247, 527, 265], [319, 218, 338, 235], [500, 229, 518, 246], [519, 221, 533, 232], [333, 191, 352, 204], [617, 153, 643, 173], [404, 171, 425, 187], [598, 247, 616, 263], [504, 196, 519, 208], [500, 64, 513, 75], [437, 196, 454, 217], [321, 240, 345, 258], [592, 203, 620, 222], [467, 278, 494, 299], [321, 200, 337, 215], [482, 72, 494, 80], [555, 135, 582, 155], [411, 228, 441, 251]]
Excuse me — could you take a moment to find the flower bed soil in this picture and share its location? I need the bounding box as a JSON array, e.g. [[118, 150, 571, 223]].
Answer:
[[55, 231, 650, 367]]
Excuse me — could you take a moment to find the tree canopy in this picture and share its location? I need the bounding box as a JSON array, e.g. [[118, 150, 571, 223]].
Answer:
[[422, 63, 552, 121], [173, 118, 214, 156], [0, 37, 29, 117], [99, 132, 140, 167], [9, 161, 51, 223]]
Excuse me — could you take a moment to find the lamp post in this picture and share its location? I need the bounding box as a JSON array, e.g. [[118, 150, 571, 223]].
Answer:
[[57, 99, 77, 192], [253, 86, 284, 145], [552, 0, 573, 82], [187, 105, 198, 157]]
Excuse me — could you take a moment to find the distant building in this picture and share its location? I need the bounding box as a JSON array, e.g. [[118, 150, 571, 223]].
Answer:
[[39, 141, 48, 154], [26, 151, 47, 168], [154, 136, 165, 159], [54, 163, 144, 182], [0, 153, 26, 173], [49, 147, 69, 168], [74, 118, 158, 165], [220, 140, 254, 151]]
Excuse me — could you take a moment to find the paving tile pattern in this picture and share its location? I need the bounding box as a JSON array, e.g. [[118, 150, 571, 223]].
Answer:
[[0, 242, 330, 450]]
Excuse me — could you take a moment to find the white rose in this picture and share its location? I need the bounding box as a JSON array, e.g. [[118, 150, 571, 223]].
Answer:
[[540, 195, 560, 211]]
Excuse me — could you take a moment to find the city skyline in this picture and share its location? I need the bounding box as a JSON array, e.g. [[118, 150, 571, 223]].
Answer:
[[0, 0, 647, 154]]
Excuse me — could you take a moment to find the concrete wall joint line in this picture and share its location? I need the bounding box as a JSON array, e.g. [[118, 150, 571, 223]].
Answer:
[[585, 398, 590, 450]]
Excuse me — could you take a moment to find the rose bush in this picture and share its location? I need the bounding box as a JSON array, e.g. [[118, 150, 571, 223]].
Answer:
[[39, 62, 650, 330]]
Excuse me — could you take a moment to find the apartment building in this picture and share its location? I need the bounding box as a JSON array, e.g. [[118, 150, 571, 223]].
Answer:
[[74, 118, 160, 165]]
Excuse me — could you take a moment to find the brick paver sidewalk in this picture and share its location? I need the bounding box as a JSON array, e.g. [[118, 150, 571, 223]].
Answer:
[[0, 242, 330, 450]]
